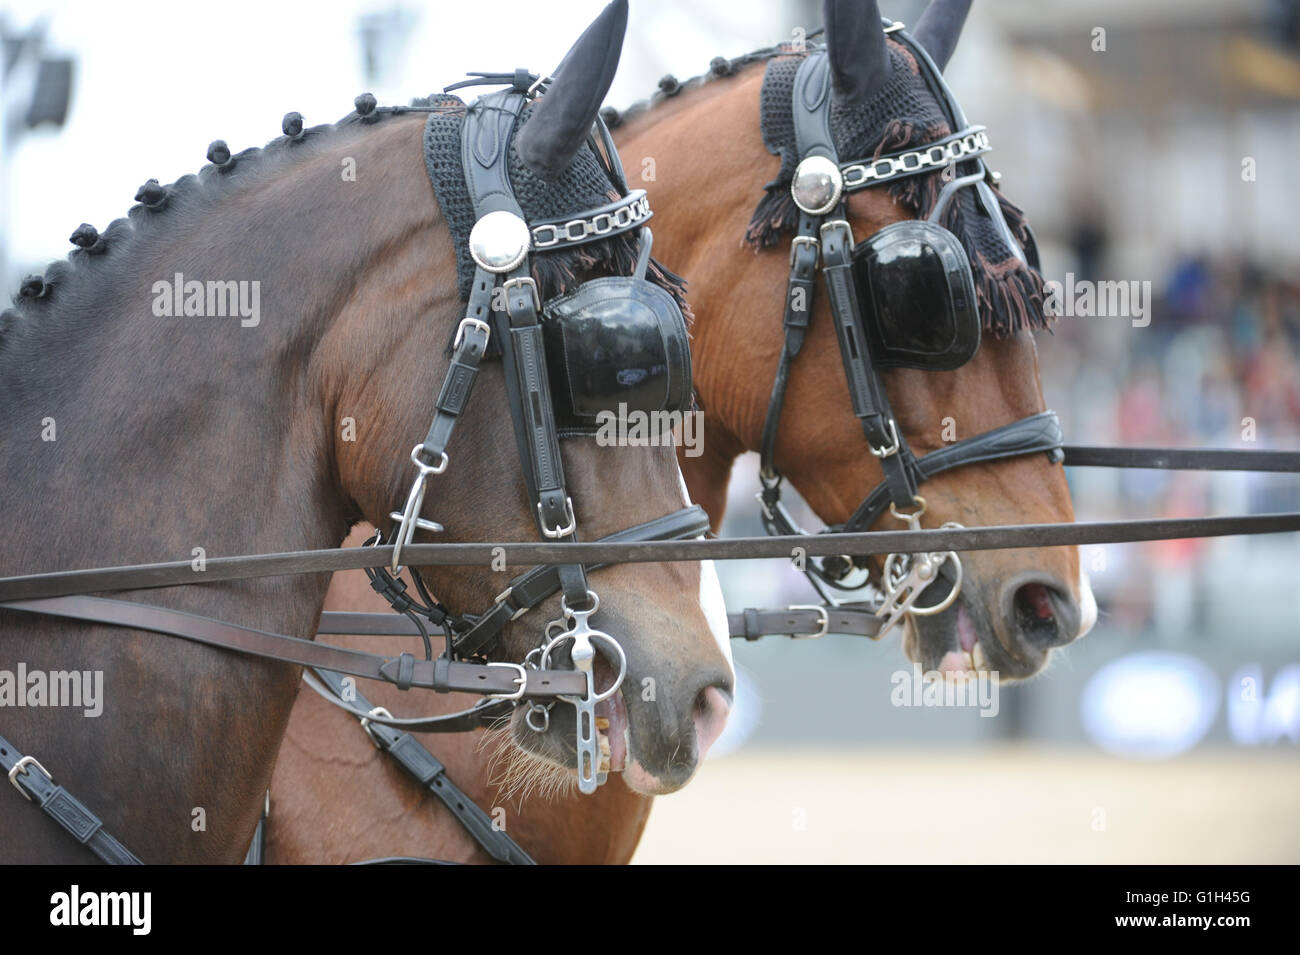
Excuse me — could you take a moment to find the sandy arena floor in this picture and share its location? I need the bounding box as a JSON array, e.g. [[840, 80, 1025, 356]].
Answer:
[[631, 745, 1300, 864]]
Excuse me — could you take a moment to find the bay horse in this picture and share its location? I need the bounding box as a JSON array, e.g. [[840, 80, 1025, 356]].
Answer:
[[0, 0, 731, 863], [264, 0, 1098, 864]]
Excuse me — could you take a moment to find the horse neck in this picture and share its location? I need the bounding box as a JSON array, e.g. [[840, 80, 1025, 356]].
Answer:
[[0, 114, 436, 862], [0, 116, 438, 606]]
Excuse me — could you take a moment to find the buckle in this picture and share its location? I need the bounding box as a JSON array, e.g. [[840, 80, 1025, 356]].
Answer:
[[539, 496, 576, 539], [453, 316, 491, 351], [870, 419, 901, 458], [485, 662, 528, 701], [359, 706, 394, 748], [788, 604, 829, 639], [503, 276, 541, 313], [789, 234, 820, 267], [8, 755, 51, 802]]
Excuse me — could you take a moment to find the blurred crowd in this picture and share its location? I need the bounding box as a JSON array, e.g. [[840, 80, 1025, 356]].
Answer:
[[1039, 251, 1300, 641], [716, 250, 1300, 646]]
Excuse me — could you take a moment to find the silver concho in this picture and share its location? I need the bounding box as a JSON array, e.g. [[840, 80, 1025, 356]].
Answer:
[[791, 155, 843, 216], [468, 210, 530, 273]]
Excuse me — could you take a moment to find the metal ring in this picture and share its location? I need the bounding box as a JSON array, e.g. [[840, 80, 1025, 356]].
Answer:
[[561, 590, 600, 617], [889, 495, 927, 521], [547, 631, 627, 704], [907, 552, 963, 616], [410, 444, 449, 476], [525, 702, 551, 733]]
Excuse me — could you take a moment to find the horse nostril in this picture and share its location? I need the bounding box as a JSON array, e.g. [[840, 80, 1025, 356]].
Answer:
[[1010, 580, 1075, 649], [692, 685, 731, 761]]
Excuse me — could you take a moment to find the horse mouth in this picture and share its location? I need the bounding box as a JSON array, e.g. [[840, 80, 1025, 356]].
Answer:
[[903, 593, 1050, 680], [595, 686, 628, 773]]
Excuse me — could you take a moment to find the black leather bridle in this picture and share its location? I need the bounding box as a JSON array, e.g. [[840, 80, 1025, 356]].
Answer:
[[755, 20, 1065, 631], [0, 75, 708, 863]]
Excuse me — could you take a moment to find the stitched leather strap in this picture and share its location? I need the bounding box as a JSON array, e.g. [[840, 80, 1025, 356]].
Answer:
[[311, 669, 535, 864], [0, 732, 142, 865], [839, 411, 1064, 533], [820, 214, 920, 507], [420, 285, 492, 462]]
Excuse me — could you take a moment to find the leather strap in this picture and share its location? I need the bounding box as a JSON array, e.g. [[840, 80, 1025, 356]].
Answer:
[[320, 603, 885, 642], [301, 668, 511, 733], [0, 732, 142, 864], [0, 595, 589, 704], [461, 89, 588, 607], [727, 604, 882, 641], [759, 212, 820, 482], [419, 282, 492, 463], [821, 214, 920, 507], [311, 669, 535, 864], [452, 504, 710, 659], [839, 411, 1064, 534], [791, 51, 836, 165]]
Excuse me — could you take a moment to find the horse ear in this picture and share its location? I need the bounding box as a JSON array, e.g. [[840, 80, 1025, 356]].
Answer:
[[823, 0, 890, 104], [912, 0, 973, 72], [515, 0, 628, 181]]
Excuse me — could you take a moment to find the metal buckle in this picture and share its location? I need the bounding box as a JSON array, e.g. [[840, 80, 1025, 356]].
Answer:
[[788, 604, 829, 639], [502, 276, 541, 313], [453, 316, 491, 351], [8, 755, 51, 801], [539, 496, 576, 539], [870, 419, 901, 459], [359, 706, 394, 748], [789, 234, 820, 266], [485, 662, 528, 701]]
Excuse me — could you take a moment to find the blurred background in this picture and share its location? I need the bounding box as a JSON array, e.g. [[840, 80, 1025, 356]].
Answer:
[[3, 0, 1296, 862]]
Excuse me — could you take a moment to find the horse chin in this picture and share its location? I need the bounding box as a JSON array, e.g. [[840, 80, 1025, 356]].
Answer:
[[903, 593, 1051, 681], [500, 686, 704, 798]]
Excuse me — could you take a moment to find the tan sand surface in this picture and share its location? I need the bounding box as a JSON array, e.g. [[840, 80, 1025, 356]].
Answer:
[[632, 745, 1300, 864]]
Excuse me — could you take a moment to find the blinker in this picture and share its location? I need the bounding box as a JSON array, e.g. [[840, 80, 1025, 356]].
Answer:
[[542, 228, 691, 432], [850, 218, 979, 371]]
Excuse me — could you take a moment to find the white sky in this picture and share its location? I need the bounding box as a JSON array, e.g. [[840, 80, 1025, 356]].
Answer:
[[3, 0, 793, 275]]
